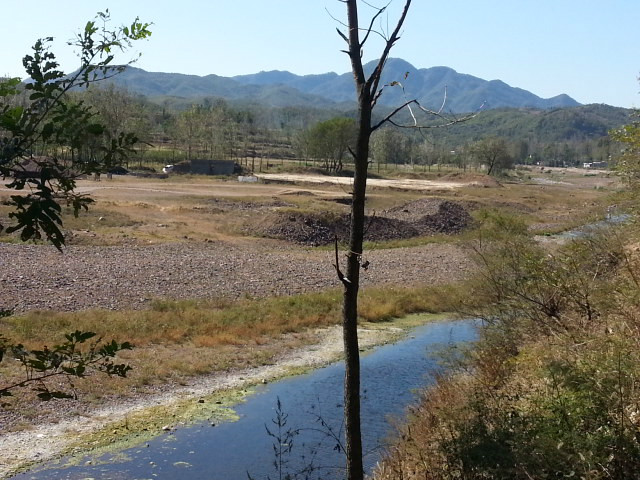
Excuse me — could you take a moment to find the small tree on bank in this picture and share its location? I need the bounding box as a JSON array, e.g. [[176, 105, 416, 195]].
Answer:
[[334, 2, 478, 479]]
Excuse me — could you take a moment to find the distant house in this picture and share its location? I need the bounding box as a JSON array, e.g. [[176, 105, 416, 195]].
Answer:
[[190, 159, 236, 176], [583, 161, 608, 169], [10, 156, 74, 180]]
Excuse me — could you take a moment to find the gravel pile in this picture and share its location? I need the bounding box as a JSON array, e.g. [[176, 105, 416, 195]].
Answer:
[[260, 198, 472, 246], [0, 241, 474, 313], [260, 213, 347, 246], [383, 197, 444, 221]]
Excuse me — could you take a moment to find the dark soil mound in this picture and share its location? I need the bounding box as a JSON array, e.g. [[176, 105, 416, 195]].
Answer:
[[417, 201, 472, 234], [257, 198, 472, 246], [362, 216, 421, 242], [383, 198, 444, 222], [260, 213, 349, 246]]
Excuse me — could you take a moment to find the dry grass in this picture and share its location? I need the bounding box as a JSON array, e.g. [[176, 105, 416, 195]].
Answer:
[[4, 282, 470, 349], [0, 170, 621, 435], [374, 222, 640, 480], [0, 282, 471, 410]]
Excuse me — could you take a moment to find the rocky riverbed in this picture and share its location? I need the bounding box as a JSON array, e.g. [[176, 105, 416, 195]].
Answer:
[[1, 240, 473, 314]]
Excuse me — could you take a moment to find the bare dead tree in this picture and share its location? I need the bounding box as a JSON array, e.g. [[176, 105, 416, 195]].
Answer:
[[333, 1, 480, 479]]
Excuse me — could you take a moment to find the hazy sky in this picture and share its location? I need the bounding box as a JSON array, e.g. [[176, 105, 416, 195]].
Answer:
[[2, 1, 638, 108]]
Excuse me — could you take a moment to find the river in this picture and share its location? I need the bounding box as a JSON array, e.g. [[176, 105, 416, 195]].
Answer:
[[15, 319, 477, 480]]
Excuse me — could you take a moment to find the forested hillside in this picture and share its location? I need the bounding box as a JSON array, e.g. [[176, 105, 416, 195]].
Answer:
[[71, 84, 632, 169], [13, 75, 625, 171], [105, 58, 579, 113]]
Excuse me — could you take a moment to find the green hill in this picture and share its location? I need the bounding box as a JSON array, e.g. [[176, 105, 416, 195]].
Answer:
[[104, 59, 581, 113]]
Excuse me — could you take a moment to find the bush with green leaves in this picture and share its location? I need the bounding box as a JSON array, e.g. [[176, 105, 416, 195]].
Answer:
[[0, 331, 132, 401], [375, 217, 640, 480], [0, 11, 151, 249], [0, 12, 150, 401]]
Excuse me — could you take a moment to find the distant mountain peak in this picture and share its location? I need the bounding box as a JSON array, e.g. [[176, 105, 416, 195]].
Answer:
[[108, 60, 580, 112]]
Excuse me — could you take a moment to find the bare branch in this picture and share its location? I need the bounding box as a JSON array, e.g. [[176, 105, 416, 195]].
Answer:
[[371, 99, 417, 132], [345, 0, 366, 85], [326, 6, 350, 29], [437, 85, 448, 114], [371, 88, 384, 109], [359, 2, 389, 48], [386, 113, 478, 130], [371, 77, 486, 132], [336, 27, 349, 44], [367, 0, 412, 98], [334, 235, 350, 286]]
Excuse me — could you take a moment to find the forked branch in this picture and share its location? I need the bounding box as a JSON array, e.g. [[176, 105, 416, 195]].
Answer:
[[337, 0, 482, 134], [366, 0, 412, 98]]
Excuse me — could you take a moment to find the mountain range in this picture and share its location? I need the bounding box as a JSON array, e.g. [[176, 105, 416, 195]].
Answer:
[[107, 58, 580, 113]]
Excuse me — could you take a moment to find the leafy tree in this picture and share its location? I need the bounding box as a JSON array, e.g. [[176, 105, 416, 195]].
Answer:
[[175, 104, 207, 161], [515, 139, 530, 163], [299, 117, 357, 172], [83, 84, 153, 167], [469, 136, 514, 175], [611, 110, 640, 186], [0, 13, 150, 399], [0, 11, 151, 249], [371, 128, 412, 166]]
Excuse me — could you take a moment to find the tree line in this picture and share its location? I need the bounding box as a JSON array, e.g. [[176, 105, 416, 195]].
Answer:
[[5, 76, 623, 175]]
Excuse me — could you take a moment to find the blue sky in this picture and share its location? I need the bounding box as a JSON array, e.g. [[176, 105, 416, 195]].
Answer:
[[2, 1, 638, 108]]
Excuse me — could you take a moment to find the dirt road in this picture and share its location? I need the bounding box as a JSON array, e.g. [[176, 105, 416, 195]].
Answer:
[[256, 173, 469, 190]]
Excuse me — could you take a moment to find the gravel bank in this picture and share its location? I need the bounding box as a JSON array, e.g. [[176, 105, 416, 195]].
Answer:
[[1, 241, 473, 314]]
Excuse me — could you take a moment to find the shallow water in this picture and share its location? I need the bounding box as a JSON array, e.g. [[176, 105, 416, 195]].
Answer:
[[16, 319, 477, 480], [556, 213, 631, 239]]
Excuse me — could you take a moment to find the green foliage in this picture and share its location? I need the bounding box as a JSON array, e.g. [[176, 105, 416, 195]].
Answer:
[[378, 218, 640, 479], [468, 136, 514, 175], [296, 117, 357, 172], [0, 330, 132, 400], [0, 11, 151, 249], [0, 13, 148, 403], [370, 127, 413, 165], [611, 110, 640, 187]]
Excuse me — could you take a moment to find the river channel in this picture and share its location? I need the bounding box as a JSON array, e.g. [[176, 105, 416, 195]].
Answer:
[[16, 319, 478, 480]]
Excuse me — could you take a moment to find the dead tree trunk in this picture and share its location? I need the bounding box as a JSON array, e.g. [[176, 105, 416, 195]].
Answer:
[[341, 69, 372, 480], [336, 2, 480, 478], [338, 2, 412, 479]]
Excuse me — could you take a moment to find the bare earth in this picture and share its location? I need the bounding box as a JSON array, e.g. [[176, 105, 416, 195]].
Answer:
[[255, 173, 469, 190], [0, 233, 472, 478]]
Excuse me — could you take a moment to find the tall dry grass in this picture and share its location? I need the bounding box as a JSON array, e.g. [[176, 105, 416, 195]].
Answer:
[[373, 219, 640, 480], [0, 282, 470, 410], [4, 283, 469, 350]]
